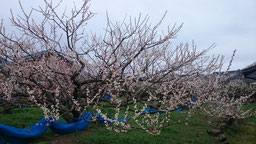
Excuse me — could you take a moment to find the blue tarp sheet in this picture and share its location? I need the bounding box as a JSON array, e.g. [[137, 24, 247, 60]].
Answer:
[[0, 97, 196, 143], [50, 112, 92, 134], [0, 118, 49, 144], [0, 111, 134, 143], [104, 93, 112, 100]]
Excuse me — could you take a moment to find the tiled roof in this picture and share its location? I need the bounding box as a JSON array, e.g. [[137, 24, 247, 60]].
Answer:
[[243, 62, 256, 71], [23, 50, 64, 60], [242, 62, 256, 74], [242, 61, 256, 80], [0, 50, 70, 67], [0, 56, 13, 67]]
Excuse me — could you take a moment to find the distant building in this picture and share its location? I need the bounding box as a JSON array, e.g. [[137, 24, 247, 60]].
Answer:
[[0, 56, 12, 67], [242, 62, 256, 80], [0, 50, 72, 68], [0, 50, 73, 93], [212, 69, 245, 83]]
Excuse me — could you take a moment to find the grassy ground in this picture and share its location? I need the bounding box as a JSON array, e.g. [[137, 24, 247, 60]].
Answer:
[[226, 104, 256, 144], [0, 104, 255, 144]]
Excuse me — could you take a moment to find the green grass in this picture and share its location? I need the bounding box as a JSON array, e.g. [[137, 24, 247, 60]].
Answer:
[[34, 111, 217, 144], [0, 104, 256, 144], [226, 117, 256, 144], [0, 107, 44, 128], [225, 103, 256, 144], [74, 113, 217, 144]]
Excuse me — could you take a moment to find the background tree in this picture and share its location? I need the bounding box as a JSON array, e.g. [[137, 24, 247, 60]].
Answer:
[[0, 0, 254, 135]]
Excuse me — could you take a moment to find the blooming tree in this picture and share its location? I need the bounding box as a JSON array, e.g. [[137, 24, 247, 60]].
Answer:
[[0, 0, 254, 135]]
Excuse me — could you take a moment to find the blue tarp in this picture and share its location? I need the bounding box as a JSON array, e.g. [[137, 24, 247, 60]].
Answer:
[[0, 136, 4, 144], [0, 118, 49, 144], [176, 108, 184, 111], [104, 93, 112, 100], [0, 97, 196, 143], [0, 112, 133, 143], [50, 112, 92, 134]]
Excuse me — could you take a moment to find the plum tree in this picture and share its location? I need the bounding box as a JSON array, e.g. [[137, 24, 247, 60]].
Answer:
[[0, 0, 254, 135]]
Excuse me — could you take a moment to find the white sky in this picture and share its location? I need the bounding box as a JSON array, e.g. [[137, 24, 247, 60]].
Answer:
[[1, 0, 256, 70]]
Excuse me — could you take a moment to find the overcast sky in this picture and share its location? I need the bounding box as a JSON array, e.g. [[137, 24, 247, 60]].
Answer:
[[1, 0, 255, 70]]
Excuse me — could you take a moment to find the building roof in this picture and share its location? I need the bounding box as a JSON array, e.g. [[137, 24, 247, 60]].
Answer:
[[23, 50, 65, 60], [0, 57, 5, 66], [0, 56, 13, 67], [0, 50, 71, 67], [242, 61, 256, 80], [242, 62, 256, 72]]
